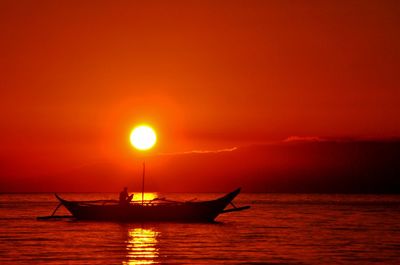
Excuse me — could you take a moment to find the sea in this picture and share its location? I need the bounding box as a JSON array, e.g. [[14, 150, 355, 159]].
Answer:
[[1, 192, 399, 264]]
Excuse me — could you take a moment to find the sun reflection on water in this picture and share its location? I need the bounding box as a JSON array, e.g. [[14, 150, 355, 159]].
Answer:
[[132, 192, 157, 202], [123, 228, 159, 265]]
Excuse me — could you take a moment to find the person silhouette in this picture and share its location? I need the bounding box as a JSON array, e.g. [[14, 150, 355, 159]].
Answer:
[[119, 187, 133, 205]]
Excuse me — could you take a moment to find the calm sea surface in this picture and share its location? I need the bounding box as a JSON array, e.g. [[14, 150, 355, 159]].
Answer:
[[1, 192, 400, 264]]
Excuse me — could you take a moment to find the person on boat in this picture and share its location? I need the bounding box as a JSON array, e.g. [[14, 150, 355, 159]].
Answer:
[[119, 187, 133, 205]]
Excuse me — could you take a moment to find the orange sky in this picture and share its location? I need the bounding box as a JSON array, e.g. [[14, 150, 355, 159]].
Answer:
[[0, 0, 399, 192]]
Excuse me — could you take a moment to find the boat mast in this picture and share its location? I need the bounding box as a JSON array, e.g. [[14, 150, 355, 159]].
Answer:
[[142, 161, 145, 205]]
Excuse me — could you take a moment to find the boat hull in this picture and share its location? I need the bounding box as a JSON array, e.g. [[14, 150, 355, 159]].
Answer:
[[56, 189, 242, 222]]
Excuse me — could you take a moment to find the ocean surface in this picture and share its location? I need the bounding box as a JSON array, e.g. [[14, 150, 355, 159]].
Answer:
[[1, 192, 400, 264]]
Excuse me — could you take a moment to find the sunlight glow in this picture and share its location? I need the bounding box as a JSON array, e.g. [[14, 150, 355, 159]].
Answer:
[[132, 192, 157, 202], [130, 125, 157, 151]]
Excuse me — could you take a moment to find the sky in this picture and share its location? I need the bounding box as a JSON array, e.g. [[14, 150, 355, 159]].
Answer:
[[0, 0, 399, 192]]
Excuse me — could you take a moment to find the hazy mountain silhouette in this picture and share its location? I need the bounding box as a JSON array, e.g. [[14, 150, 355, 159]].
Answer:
[[139, 139, 400, 193]]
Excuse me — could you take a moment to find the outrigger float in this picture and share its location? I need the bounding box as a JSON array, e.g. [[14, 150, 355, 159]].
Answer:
[[37, 188, 250, 222]]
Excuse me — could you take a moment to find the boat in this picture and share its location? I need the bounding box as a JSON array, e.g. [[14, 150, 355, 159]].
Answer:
[[41, 188, 250, 222]]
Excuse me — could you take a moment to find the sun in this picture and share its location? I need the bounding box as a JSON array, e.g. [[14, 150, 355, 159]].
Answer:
[[130, 125, 157, 151]]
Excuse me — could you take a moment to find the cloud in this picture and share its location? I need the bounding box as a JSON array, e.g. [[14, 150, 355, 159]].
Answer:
[[159, 147, 238, 156], [284, 136, 400, 143], [283, 136, 325, 142]]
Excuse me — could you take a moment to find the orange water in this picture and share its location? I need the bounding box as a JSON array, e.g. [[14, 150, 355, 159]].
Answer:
[[1, 193, 400, 264]]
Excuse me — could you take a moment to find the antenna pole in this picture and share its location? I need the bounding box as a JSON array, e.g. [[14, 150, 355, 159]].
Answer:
[[141, 161, 145, 205]]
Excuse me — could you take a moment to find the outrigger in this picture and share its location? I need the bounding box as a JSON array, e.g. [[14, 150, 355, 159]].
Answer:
[[37, 188, 250, 222]]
